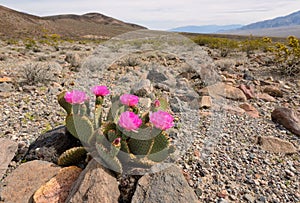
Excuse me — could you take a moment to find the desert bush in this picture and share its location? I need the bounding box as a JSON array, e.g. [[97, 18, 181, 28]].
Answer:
[[22, 62, 62, 85], [270, 36, 300, 76], [192, 36, 239, 57]]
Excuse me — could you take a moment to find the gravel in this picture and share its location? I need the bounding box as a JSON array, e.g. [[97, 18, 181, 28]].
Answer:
[[0, 33, 299, 202]]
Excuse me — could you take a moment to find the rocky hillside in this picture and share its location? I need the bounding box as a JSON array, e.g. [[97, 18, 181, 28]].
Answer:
[[0, 5, 146, 39]]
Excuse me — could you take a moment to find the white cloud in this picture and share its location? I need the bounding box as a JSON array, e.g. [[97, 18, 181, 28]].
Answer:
[[1, 0, 300, 29]]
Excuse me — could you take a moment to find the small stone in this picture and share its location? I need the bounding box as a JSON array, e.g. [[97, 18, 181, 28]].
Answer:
[[244, 193, 255, 203], [217, 189, 228, 198], [257, 136, 298, 154], [200, 96, 212, 109], [131, 79, 153, 97], [239, 84, 255, 99], [256, 93, 276, 102], [33, 166, 82, 203], [0, 138, 18, 180], [263, 86, 283, 97], [239, 103, 260, 118]]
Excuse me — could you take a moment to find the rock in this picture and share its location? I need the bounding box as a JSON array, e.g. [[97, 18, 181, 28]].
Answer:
[[66, 159, 120, 203], [0, 160, 60, 203], [0, 82, 14, 92], [147, 68, 168, 83], [239, 103, 260, 118], [200, 96, 212, 109], [204, 82, 247, 101], [257, 136, 298, 154], [256, 93, 276, 102], [65, 53, 81, 69], [131, 79, 153, 97], [33, 166, 82, 203], [271, 107, 300, 136], [239, 84, 255, 99], [263, 86, 283, 97], [0, 77, 13, 83], [131, 165, 199, 203], [24, 126, 82, 164], [0, 138, 18, 180], [220, 105, 245, 115], [244, 193, 255, 203]]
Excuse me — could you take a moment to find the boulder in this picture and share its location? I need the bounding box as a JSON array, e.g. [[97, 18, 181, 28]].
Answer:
[[263, 86, 283, 97], [33, 166, 82, 203], [66, 159, 120, 203], [131, 79, 153, 97], [24, 126, 82, 164], [202, 83, 247, 101], [239, 103, 260, 118], [0, 160, 60, 203], [131, 165, 199, 203]]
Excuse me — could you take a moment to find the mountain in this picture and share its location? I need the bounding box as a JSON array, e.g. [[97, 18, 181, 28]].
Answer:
[[169, 24, 243, 34], [221, 10, 300, 38], [0, 5, 146, 39], [239, 10, 300, 30]]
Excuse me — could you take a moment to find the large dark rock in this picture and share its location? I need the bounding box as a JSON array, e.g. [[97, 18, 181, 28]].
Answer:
[[23, 126, 82, 164], [131, 165, 199, 203], [271, 107, 300, 137]]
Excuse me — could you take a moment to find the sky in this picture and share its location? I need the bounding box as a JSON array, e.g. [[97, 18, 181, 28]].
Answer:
[[1, 0, 300, 30]]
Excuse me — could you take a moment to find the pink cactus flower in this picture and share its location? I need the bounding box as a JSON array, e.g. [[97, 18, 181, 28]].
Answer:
[[149, 110, 174, 130], [64, 90, 88, 104], [118, 111, 142, 131], [91, 85, 110, 96], [120, 94, 139, 107], [153, 99, 161, 108]]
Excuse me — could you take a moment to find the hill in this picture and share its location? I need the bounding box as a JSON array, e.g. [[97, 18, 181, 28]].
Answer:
[[0, 5, 146, 39]]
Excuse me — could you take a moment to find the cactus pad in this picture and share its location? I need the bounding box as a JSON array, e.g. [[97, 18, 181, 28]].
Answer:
[[66, 114, 94, 143], [57, 146, 87, 166]]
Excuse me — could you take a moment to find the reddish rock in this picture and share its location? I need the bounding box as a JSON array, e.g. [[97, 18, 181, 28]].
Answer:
[[257, 136, 298, 154], [0, 160, 60, 203], [239, 84, 256, 99], [33, 166, 82, 203], [239, 103, 260, 118], [66, 159, 120, 203], [263, 86, 283, 97], [271, 107, 300, 136], [205, 82, 247, 101], [0, 138, 18, 180], [221, 105, 245, 115], [256, 93, 276, 102]]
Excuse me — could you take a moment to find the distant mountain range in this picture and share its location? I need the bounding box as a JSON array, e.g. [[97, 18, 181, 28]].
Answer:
[[170, 10, 300, 38], [169, 24, 243, 34], [0, 5, 146, 39]]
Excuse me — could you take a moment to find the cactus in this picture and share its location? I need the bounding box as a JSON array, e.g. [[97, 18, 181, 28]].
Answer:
[[58, 146, 87, 166], [96, 142, 122, 173], [57, 88, 175, 172]]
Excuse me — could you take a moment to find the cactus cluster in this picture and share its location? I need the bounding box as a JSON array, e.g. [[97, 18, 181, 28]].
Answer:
[[57, 86, 175, 173]]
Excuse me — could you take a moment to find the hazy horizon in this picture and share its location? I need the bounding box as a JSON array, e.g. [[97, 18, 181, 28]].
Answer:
[[1, 0, 300, 30]]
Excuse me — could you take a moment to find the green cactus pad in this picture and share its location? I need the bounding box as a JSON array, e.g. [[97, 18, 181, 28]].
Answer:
[[128, 138, 154, 156], [107, 130, 118, 142], [57, 146, 87, 166], [94, 104, 102, 129], [148, 132, 170, 162], [66, 114, 94, 143], [96, 143, 122, 173], [57, 91, 72, 115]]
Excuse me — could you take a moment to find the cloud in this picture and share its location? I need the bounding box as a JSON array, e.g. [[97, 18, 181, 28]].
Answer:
[[1, 0, 300, 29]]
